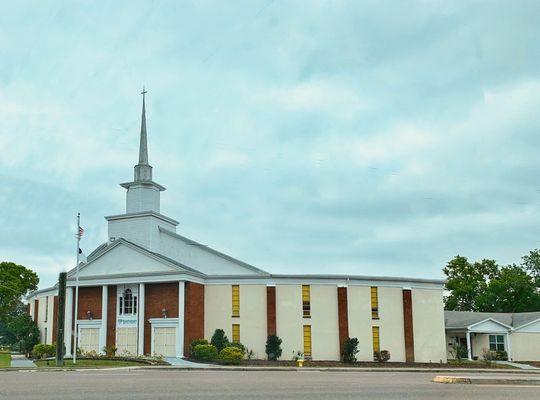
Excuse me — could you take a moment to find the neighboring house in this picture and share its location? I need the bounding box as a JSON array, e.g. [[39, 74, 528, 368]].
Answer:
[[445, 310, 540, 361], [27, 94, 448, 363]]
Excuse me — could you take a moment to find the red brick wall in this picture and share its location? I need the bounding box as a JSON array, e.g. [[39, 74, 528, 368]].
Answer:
[[183, 282, 205, 356], [52, 296, 59, 343], [33, 299, 39, 323], [403, 289, 415, 362], [266, 286, 276, 336], [77, 286, 102, 320], [107, 285, 117, 348], [337, 287, 349, 356], [144, 282, 179, 355]]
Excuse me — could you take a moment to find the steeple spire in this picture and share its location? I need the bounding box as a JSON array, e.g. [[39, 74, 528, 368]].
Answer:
[[139, 87, 148, 165], [134, 87, 153, 182]]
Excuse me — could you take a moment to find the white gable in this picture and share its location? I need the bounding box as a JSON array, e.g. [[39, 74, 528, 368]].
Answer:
[[515, 319, 540, 333], [469, 319, 511, 333], [158, 230, 264, 276], [76, 242, 179, 278]]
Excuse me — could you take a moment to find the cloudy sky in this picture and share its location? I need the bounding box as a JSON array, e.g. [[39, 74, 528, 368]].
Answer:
[[1, 1, 540, 289]]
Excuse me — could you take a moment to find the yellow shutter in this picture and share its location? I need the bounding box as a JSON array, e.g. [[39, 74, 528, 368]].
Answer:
[[371, 287, 379, 319], [372, 326, 380, 354], [232, 324, 240, 343], [302, 285, 311, 317], [232, 285, 240, 317], [303, 325, 312, 357]]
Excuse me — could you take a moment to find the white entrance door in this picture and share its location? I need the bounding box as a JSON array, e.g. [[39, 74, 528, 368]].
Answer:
[[153, 327, 176, 357], [116, 327, 138, 356], [79, 328, 100, 354]]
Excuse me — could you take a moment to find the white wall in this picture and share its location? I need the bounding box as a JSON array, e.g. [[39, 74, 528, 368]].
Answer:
[[347, 286, 373, 361], [412, 288, 447, 363], [204, 285, 267, 358], [512, 332, 540, 361], [310, 285, 340, 361], [275, 285, 304, 360], [376, 287, 406, 362]]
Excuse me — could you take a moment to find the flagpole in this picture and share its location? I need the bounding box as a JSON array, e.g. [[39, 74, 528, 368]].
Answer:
[[73, 212, 81, 364]]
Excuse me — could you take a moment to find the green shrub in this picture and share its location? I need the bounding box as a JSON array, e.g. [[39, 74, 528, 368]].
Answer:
[[211, 329, 229, 352], [449, 344, 468, 362], [190, 338, 208, 355], [342, 337, 359, 363], [192, 344, 218, 361], [374, 350, 390, 362], [265, 335, 282, 361], [32, 343, 56, 359], [496, 350, 508, 361], [228, 341, 246, 355], [218, 346, 244, 365], [103, 345, 117, 358]]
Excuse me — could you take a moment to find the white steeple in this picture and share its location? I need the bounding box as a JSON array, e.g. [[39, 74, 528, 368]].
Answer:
[[120, 88, 166, 214]]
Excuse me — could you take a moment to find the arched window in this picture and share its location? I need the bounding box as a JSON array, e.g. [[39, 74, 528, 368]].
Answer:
[[119, 288, 137, 315]]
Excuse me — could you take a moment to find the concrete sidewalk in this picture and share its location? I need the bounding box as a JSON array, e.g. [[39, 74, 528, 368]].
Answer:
[[434, 374, 540, 385], [9, 355, 35, 368]]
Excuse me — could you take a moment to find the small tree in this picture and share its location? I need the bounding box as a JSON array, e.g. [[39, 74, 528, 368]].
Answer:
[[265, 335, 282, 361], [210, 329, 229, 352], [342, 337, 359, 363], [449, 344, 468, 362]]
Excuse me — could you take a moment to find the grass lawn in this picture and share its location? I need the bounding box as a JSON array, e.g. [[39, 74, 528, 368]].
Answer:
[[0, 352, 11, 368], [35, 359, 143, 368]]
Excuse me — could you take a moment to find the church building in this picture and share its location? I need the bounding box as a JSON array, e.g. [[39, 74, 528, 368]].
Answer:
[[27, 94, 448, 363]]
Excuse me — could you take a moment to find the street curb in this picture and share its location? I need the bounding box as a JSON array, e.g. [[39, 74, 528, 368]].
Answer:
[[433, 375, 540, 385], [138, 366, 540, 374]]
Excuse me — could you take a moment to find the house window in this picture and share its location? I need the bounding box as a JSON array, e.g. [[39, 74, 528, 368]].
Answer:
[[119, 288, 137, 315], [44, 296, 49, 322], [232, 285, 240, 317], [371, 287, 379, 319], [303, 325, 312, 358], [302, 285, 311, 318], [232, 324, 240, 343], [489, 335, 505, 351], [372, 326, 380, 354]]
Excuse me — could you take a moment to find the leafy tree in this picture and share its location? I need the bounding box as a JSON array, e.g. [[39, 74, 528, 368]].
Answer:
[[443, 256, 498, 311], [522, 249, 540, 287], [3, 307, 40, 355], [210, 329, 229, 352], [478, 265, 540, 312], [0, 261, 39, 318]]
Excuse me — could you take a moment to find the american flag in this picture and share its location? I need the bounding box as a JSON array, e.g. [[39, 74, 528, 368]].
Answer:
[[76, 226, 85, 239]]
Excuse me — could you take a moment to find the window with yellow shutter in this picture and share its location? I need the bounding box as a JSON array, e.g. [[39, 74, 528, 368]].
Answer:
[[232, 285, 240, 317], [302, 285, 311, 318], [371, 287, 379, 319], [372, 326, 380, 354], [303, 325, 312, 358], [232, 324, 240, 343]]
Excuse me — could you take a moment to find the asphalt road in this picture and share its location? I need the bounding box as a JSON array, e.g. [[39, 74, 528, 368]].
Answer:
[[0, 370, 538, 400]]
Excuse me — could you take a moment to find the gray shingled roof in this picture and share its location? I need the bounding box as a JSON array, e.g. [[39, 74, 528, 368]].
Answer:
[[445, 310, 540, 329]]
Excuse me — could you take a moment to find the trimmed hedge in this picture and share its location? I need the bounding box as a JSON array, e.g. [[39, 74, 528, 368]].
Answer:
[[218, 346, 244, 365], [192, 344, 218, 361]]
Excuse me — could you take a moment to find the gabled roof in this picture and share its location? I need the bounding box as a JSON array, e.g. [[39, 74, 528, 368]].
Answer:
[[445, 310, 540, 330], [67, 237, 206, 279], [158, 227, 269, 276]]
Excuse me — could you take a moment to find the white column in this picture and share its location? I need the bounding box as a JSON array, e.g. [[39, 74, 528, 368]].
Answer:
[[506, 332, 512, 361], [466, 330, 472, 361], [64, 287, 73, 357], [137, 283, 145, 356], [178, 281, 185, 358], [100, 285, 108, 354]]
